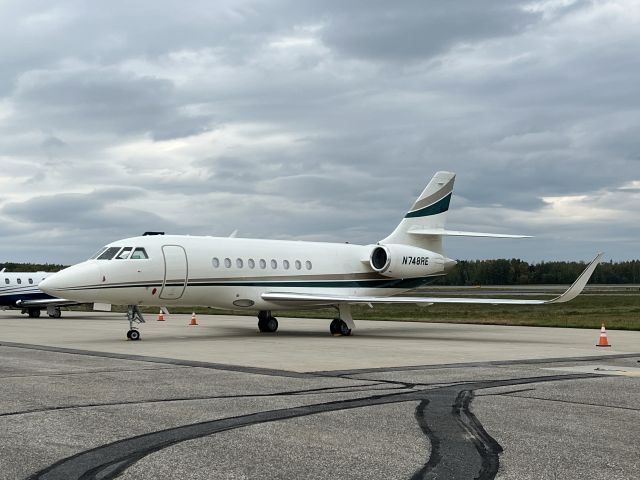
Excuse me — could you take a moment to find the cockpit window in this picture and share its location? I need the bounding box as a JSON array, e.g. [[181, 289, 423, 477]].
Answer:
[[130, 248, 149, 260], [89, 247, 108, 260], [97, 247, 122, 260], [115, 247, 133, 259]]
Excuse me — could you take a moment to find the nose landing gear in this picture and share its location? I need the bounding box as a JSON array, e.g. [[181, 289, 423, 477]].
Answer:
[[126, 305, 145, 341]]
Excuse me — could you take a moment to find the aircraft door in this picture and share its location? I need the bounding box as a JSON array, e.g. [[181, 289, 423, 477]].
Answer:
[[159, 245, 188, 300]]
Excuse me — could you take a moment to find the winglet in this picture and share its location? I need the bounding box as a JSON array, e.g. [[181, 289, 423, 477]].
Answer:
[[547, 253, 603, 304]]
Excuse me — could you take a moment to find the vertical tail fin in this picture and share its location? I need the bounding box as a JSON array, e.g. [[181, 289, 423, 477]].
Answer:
[[380, 171, 456, 254]]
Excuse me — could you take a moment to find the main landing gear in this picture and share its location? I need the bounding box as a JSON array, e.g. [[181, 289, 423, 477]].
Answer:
[[126, 305, 145, 341], [329, 304, 355, 336], [257, 310, 278, 333], [47, 306, 62, 318], [26, 307, 41, 318]]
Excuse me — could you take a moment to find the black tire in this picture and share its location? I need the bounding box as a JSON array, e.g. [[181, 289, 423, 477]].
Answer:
[[258, 318, 267, 332], [49, 308, 62, 319], [129, 330, 141, 341], [126, 330, 132, 339], [338, 320, 352, 336], [265, 317, 278, 333], [28, 308, 41, 318], [329, 319, 340, 334]]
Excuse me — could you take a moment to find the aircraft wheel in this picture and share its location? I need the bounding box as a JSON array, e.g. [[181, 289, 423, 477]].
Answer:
[[259, 317, 278, 333], [329, 319, 340, 335], [338, 320, 351, 336], [49, 308, 62, 318], [265, 317, 278, 333], [28, 308, 41, 318], [127, 329, 141, 341]]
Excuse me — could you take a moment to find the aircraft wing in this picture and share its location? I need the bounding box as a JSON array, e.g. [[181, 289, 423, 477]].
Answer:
[[15, 298, 79, 308], [262, 253, 603, 307]]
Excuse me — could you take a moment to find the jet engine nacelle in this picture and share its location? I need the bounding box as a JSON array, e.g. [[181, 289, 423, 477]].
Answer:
[[368, 244, 445, 278]]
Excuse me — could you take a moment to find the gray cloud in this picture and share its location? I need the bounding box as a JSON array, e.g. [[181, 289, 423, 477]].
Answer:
[[0, 0, 638, 263], [318, 0, 545, 62]]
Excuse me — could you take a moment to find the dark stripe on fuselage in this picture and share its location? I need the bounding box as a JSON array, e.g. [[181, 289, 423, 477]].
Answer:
[[54, 276, 439, 293]]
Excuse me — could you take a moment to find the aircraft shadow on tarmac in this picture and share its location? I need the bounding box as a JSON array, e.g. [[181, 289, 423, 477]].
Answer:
[[81, 324, 563, 345]]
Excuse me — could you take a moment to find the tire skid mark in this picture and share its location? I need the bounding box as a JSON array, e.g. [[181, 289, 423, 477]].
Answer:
[[453, 390, 503, 480], [410, 373, 598, 480], [28, 390, 424, 480], [27, 369, 601, 480]]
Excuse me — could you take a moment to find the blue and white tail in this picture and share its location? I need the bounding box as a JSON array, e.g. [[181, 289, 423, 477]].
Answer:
[[380, 171, 528, 254]]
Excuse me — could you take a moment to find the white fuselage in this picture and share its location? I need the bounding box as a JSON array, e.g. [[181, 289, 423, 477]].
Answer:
[[0, 271, 55, 306], [40, 235, 445, 311]]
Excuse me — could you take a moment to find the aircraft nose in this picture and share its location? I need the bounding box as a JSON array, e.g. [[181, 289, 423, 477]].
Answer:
[[39, 262, 99, 300]]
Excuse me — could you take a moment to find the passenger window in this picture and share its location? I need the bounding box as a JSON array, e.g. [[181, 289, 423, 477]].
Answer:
[[28, 278, 33, 284], [224, 258, 231, 268], [295, 260, 302, 270], [4, 278, 8, 284], [115, 247, 133, 259], [236, 258, 243, 268], [212, 257, 220, 268], [97, 247, 122, 260], [283, 260, 290, 270], [130, 248, 149, 260], [306, 260, 312, 270], [17, 278, 22, 284], [259, 259, 266, 269], [271, 259, 277, 269], [248, 259, 255, 269]]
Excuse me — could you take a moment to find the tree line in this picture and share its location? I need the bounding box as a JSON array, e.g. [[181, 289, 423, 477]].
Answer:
[[3, 259, 640, 285], [436, 258, 640, 285]]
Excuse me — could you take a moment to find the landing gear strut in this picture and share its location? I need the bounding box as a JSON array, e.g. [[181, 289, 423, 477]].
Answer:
[[257, 310, 278, 333], [126, 305, 145, 341], [329, 304, 355, 336]]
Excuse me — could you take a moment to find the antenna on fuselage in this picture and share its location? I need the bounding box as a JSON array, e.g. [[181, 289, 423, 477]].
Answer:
[[142, 231, 165, 236]]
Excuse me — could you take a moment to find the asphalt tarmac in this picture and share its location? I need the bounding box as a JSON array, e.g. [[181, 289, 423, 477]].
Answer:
[[0, 310, 638, 479]]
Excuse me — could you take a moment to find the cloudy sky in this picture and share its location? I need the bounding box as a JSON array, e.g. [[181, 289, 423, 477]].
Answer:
[[1, 0, 638, 264]]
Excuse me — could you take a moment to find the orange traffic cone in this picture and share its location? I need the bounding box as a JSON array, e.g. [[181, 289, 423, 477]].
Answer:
[[189, 312, 198, 326], [157, 309, 165, 321], [596, 324, 611, 347]]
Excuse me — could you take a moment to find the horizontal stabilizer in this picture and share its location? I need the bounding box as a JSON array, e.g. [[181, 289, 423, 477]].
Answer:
[[262, 253, 603, 306], [408, 228, 531, 238]]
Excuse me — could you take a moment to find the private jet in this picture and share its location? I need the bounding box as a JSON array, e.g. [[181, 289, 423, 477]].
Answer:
[[40, 172, 602, 340], [0, 269, 76, 317]]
